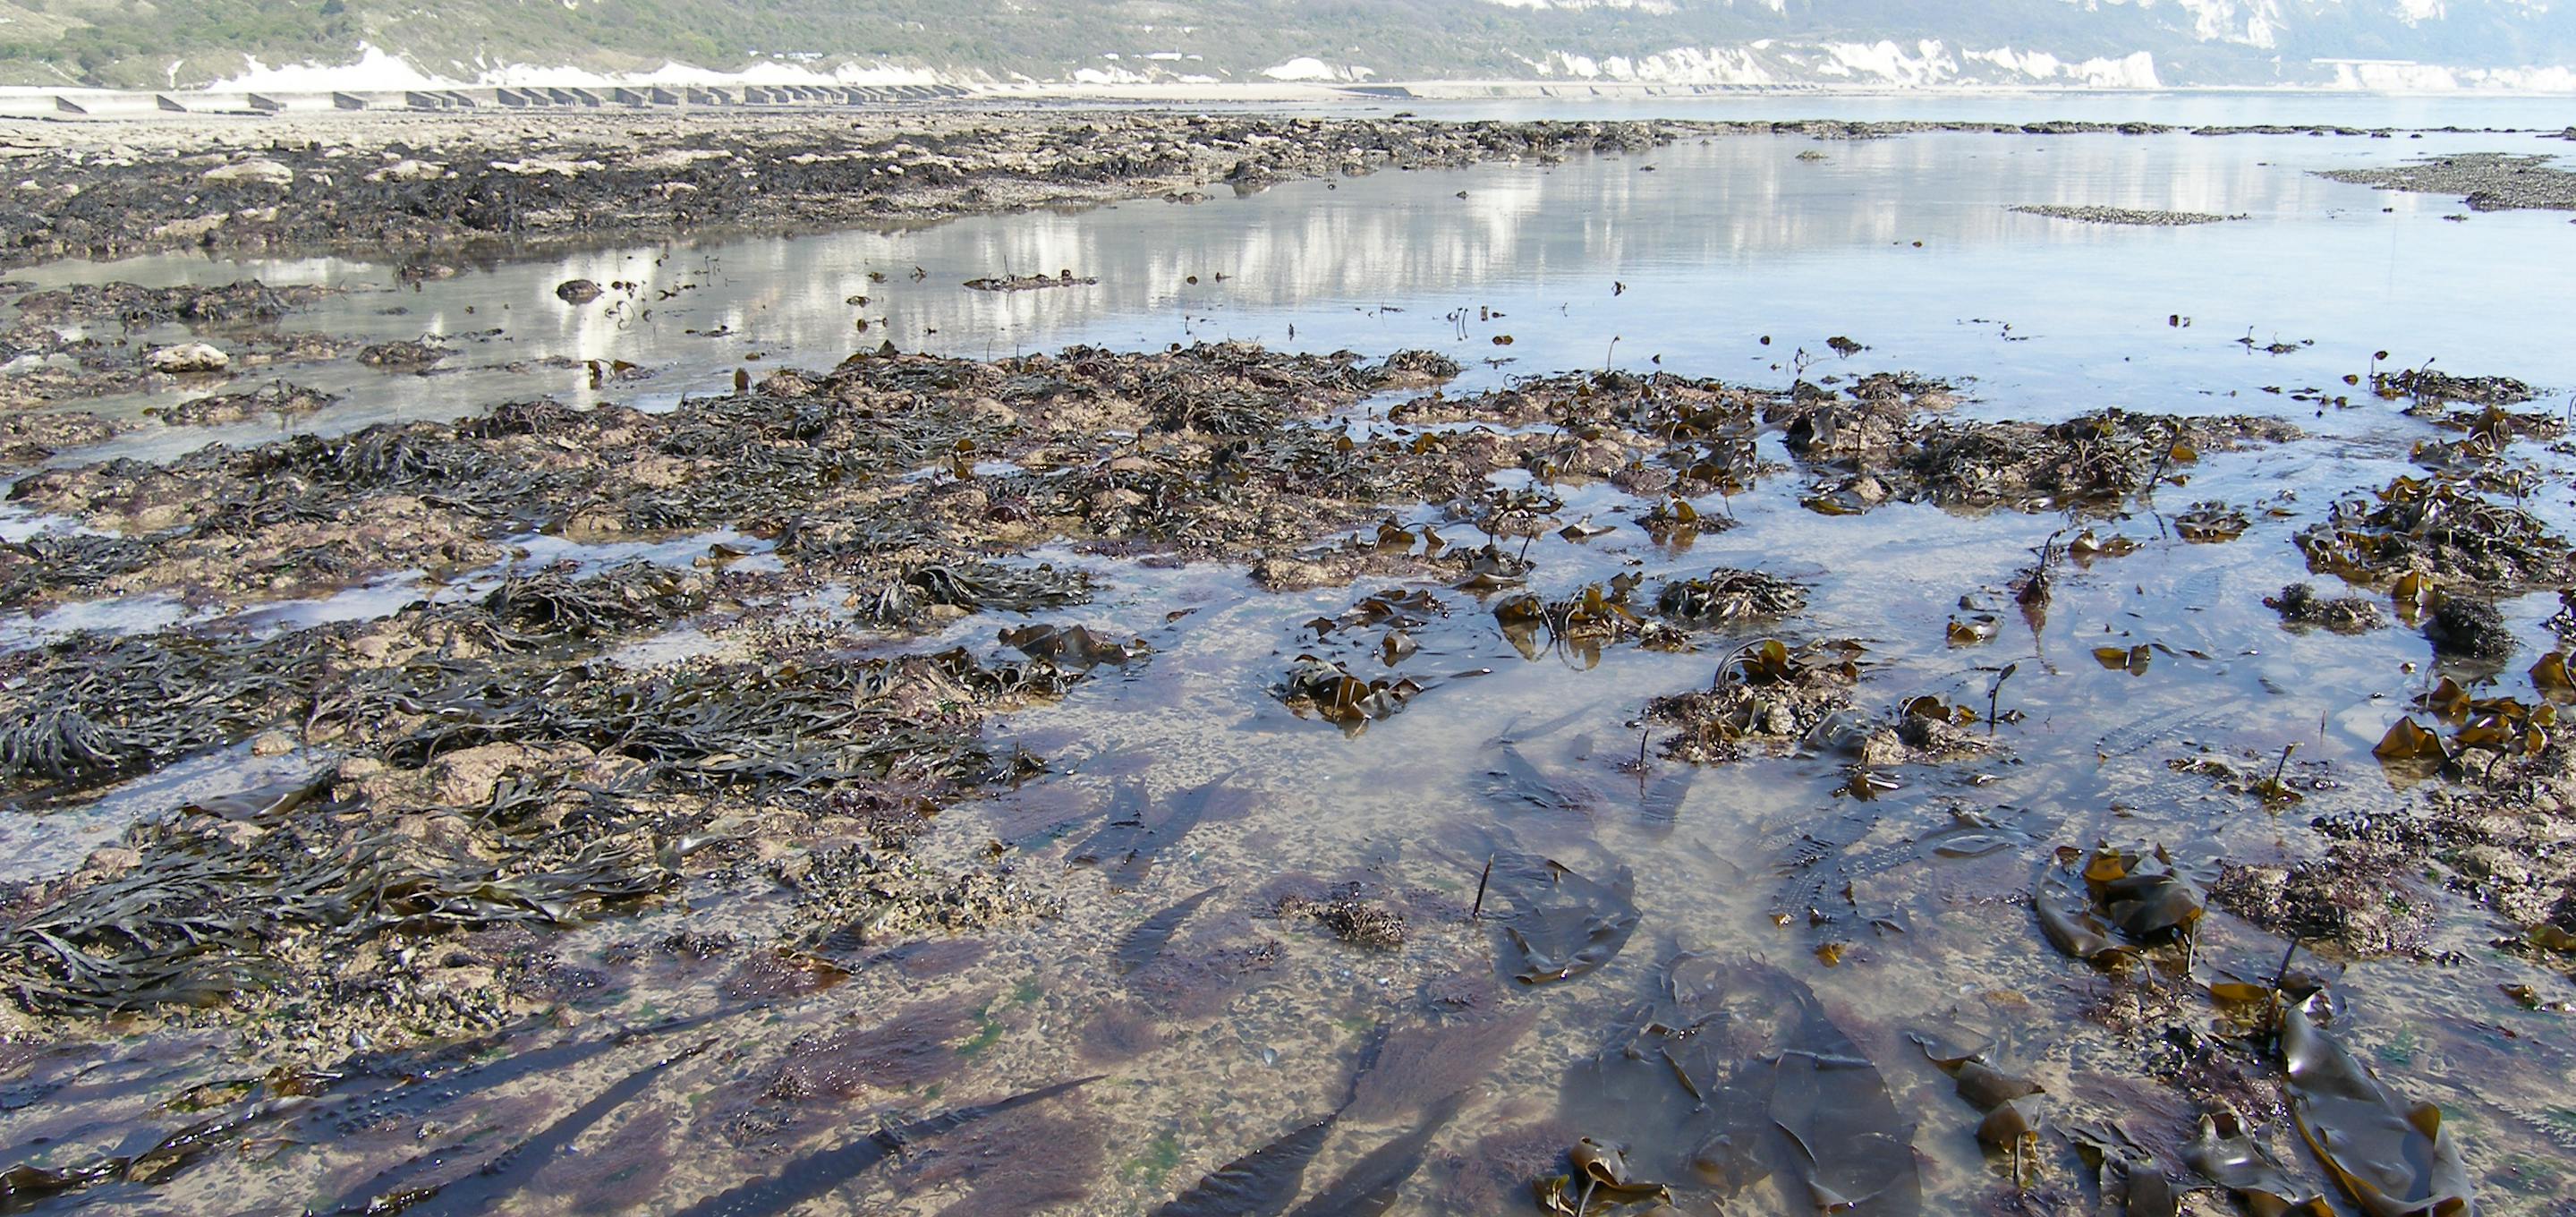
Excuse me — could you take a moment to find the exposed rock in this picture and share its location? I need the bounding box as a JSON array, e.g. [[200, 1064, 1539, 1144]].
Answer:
[[202, 159, 293, 186], [144, 342, 230, 373], [366, 158, 446, 183], [2011, 204, 2245, 226]]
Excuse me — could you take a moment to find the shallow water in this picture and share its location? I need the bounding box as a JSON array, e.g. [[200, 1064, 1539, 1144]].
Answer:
[[3, 103, 2574, 1215], [12, 119, 2573, 470]]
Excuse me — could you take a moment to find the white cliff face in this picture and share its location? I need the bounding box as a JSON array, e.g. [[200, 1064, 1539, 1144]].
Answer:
[[174, 0, 2575, 94], [1493, 0, 2564, 90], [1526, 39, 2166, 88]]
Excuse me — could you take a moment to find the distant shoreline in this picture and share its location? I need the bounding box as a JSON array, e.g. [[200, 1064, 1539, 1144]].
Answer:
[[7, 78, 2576, 116]]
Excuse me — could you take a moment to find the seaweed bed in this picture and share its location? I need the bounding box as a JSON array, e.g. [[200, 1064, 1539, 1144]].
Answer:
[[0, 112, 2571, 1217]]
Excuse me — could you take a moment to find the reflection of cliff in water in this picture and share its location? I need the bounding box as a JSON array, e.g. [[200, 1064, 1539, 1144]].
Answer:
[[354, 133, 2346, 362], [13, 123, 2569, 469]]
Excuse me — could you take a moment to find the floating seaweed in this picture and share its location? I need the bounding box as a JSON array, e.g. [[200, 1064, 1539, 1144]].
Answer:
[[1637, 768, 1694, 838], [1486, 744, 1592, 821], [1277, 654, 1423, 728], [1002, 623, 1149, 670], [1653, 568, 1807, 626], [2280, 1000, 2473, 1217], [1915, 1037, 2044, 1179], [2174, 502, 2252, 542], [965, 270, 1100, 292], [2033, 842, 2207, 970], [766, 996, 984, 1102], [2181, 1111, 2334, 1217], [0, 1011, 739, 1211], [1534, 1137, 1674, 1215], [2374, 673, 2555, 777], [2064, 1121, 2179, 1217], [1495, 577, 1649, 658], [889, 1093, 1108, 1217], [1772, 1047, 1920, 1214]]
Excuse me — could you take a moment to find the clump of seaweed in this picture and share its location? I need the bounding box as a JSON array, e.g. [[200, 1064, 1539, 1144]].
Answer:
[[0, 532, 160, 609], [0, 774, 674, 1012], [855, 559, 1092, 626], [1654, 567, 1807, 626], [0, 628, 337, 789], [1276, 884, 1408, 950], [474, 561, 712, 645], [1643, 638, 1865, 763], [2264, 583, 2386, 634], [2372, 367, 2535, 406], [1792, 408, 2296, 514], [0, 566, 1104, 1027], [2297, 473, 2573, 591], [0, 410, 132, 466]]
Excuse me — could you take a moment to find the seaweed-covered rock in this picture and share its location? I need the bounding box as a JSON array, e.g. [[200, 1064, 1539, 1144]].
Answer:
[[2299, 475, 2572, 591], [2264, 583, 2385, 634], [356, 338, 450, 371], [149, 382, 339, 427], [2424, 597, 2516, 660], [2210, 855, 2430, 957]]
